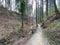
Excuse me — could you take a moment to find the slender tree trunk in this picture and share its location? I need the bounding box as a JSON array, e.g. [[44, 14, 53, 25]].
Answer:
[[46, 0, 48, 19], [20, 0, 26, 28], [38, 1, 40, 23], [36, 0, 37, 27], [21, 12, 24, 28], [39, 1, 42, 22], [41, 0, 43, 22], [53, 0, 59, 13]]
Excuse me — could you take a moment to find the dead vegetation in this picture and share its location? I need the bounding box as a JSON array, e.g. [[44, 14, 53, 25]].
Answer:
[[0, 6, 36, 45], [41, 13, 60, 28]]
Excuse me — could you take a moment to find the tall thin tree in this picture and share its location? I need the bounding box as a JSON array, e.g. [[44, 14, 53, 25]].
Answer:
[[46, 0, 48, 19], [19, 0, 26, 28], [53, 0, 59, 13], [35, 0, 38, 27], [40, 0, 43, 22]]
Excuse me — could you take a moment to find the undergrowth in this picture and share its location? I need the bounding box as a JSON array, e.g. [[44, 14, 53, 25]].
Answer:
[[45, 21, 60, 45]]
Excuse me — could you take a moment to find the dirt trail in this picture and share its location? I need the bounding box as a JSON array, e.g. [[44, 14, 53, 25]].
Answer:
[[24, 24, 50, 45]]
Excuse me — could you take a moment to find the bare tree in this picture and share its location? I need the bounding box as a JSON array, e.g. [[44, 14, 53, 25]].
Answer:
[[19, 0, 26, 28], [53, 0, 59, 13], [46, 0, 48, 19]]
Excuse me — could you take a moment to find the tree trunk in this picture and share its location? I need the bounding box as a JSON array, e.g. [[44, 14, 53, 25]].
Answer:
[[53, 0, 59, 13], [41, 0, 43, 22], [36, 1, 38, 27], [46, 0, 48, 19], [21, 13, 24, 28]]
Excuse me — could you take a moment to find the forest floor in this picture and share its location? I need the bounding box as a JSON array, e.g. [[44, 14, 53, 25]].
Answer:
[[0, 6, 36, 45], [0, 6, 60, 45], [42, 13, 60, 45], [44, 19, 60, 45]]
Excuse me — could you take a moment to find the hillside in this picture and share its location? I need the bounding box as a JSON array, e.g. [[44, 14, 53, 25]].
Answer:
[[42, 13, 60, 45], [0, 6, 36, 45], [0, 6, 21, 39]]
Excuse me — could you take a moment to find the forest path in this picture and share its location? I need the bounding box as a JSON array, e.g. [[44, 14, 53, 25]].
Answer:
[[24, 24, 50, 45]]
